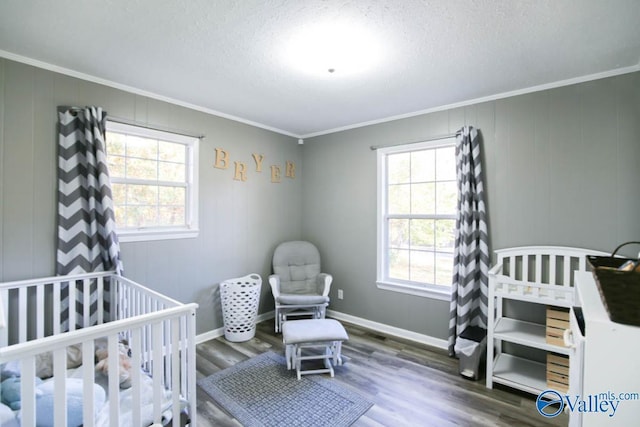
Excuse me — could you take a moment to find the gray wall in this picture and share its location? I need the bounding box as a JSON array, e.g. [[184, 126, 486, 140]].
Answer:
[[301, 71, 640, 340], [0, 58, 302, 334]]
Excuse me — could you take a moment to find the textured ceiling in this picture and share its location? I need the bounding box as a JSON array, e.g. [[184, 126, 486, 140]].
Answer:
[[1, 0, 639, 137]]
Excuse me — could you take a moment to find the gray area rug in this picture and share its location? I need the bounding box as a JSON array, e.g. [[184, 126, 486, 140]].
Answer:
[[198, 351, 373, 427]]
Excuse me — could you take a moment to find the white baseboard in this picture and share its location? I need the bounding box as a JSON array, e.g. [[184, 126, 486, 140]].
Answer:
[[196, 309, 448, 351], [326, 309, 448, 350]]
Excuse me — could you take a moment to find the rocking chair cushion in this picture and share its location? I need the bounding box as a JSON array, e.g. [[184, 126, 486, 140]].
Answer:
[[277, 294, 329, 305]]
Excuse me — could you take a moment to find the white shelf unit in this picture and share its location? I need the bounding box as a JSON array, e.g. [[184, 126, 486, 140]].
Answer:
[[486, 246, 606, 395]]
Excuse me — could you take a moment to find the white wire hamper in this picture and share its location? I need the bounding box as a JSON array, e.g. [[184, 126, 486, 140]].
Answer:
[[220, 274, 262, 342]]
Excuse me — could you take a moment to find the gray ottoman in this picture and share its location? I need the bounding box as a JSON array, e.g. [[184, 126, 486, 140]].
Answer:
[[281, 319, 349, 380]]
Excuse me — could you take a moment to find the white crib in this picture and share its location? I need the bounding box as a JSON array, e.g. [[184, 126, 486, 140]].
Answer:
[[0, 271, 198, 427]]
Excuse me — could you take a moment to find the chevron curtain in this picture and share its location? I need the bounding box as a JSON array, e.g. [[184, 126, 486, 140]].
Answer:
[[447, 126, 489, 356], [57, 106, 123, 330]]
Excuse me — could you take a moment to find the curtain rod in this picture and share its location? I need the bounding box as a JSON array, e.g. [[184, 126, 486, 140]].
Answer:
[[108, 116, 205, 139], [369, 133, 456, 151], [58, 106, 205, 139]]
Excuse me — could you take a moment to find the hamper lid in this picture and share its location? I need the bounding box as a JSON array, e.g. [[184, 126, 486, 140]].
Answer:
[[459, 325, 487, 343]]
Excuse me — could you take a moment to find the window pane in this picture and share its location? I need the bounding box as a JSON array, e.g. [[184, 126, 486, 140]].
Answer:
[[113, 205, 126, 226], [388, 183, 410, 214], [106, 121, 198, 238], [410, 219, 434, 249], [159, 141, 185, 163], [127, 135, 158, 160], [435, 219, 456, 252], [436, 146, 456, 181], [126, 205, 158, 227], [410, 250, 435, 284], [106, 133, 126, 156], [158, 206, 185, 226], [388, 152, 410, 184], [410, 149, 435, 182], [389, 219, 409, 248], [159, 161, 185, 182], [111, 183, 127, 205], [380, 140, 458, 290], [108, 154, 126, 178], [411, 182, 435, 214], [158, 186, 185, 206], [435, 252, 454, 286], [436, 181, 457, 214], [127, 157, 158, 180], [389, 249, 409, 281], [127, 184, 158, 206]]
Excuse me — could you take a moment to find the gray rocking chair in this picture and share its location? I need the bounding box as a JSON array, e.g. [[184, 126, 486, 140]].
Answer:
[[268, 241, 332, 333]]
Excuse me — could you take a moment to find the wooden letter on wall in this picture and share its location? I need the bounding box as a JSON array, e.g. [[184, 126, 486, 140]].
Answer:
[[234, 161, 248, 181], [271, 165, 281, 183], [214, 148, 229, 169], [252, 153, 264, 172], [285, 161, 295, 179]]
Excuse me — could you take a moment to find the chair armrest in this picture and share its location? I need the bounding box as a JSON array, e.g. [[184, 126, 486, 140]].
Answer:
[[316, 273, 333, 297], [269, 274, 281, 298]]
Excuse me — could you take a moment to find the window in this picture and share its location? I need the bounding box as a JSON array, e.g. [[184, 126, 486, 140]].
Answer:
[[376, 137, 457, 300], [105, 121, 199, 242]]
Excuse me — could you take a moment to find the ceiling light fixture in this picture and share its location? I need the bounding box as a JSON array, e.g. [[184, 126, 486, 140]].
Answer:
[[284, 20, 382, 78]]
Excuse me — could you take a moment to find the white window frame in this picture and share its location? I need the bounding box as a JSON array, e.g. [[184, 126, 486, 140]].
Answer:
[[376, 137, 457, 301], [105, 121, 199, 243]]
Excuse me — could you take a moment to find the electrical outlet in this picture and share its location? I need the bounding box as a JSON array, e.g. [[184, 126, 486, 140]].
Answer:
[[338, 289, 344, 300]]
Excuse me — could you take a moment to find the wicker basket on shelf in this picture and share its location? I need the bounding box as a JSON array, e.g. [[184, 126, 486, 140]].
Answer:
[[586, 241, 640, 327]]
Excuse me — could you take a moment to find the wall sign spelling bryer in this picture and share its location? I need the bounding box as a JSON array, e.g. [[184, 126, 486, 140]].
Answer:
[[214, 148, 295, 182]]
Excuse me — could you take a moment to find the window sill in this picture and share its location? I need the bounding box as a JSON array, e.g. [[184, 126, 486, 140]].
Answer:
[[117, 228, 199, 243], [376, 280, 451, 301]]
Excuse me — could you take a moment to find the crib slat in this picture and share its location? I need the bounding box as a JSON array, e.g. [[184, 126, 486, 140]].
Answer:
[[144, 296, 152, 371], [535, 254, 542, 284], [131, 328, 142, 427], [153, 322, 164, 424], [54, 348, 68, 427], [83, 340, 96, 427], [122, 284, 129, 319], [171, 317, 181, 427], [109, 277, 116, 323], [165, 318, 172, 388], [68, 280, 76, 331], [108, 335, 120, 427], [36, 284, 45, 339], [187, 309, 197, 425], [19, 287, 27, 342], [0, 288, 8, 346], [21, 356, 36, 427], [96, 276, 104, 325], [53, 281, 61, 335], [83, 278, 91, 328], [134, 287, 141, 318], [180, 316, 187, 396]]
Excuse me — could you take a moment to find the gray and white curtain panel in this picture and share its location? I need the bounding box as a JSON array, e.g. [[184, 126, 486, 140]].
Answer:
[[447, 126, 489, 356], [57, 106, 123, 329]]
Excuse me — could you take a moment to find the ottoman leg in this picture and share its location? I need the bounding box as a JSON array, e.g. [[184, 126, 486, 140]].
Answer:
[[285, 344, 292, 370], [296, 346, 303, 380]]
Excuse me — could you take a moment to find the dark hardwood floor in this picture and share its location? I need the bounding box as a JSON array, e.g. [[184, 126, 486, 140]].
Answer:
[[196, 318, 567, 427]]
